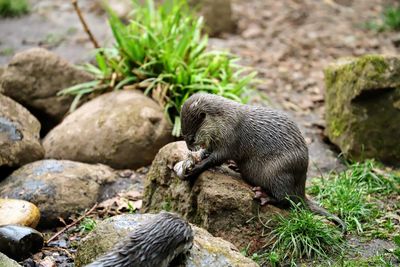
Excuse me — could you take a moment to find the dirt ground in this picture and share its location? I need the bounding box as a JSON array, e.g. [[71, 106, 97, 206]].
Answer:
[[1, 0, 399, 266]]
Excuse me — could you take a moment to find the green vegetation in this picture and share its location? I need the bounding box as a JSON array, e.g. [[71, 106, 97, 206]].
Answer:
[[0, 0, 29, 17], [60, 0, 255, 136], [77, 218, 97, 233], [309, 159, 399, 234], [365, 5, 400, 32]]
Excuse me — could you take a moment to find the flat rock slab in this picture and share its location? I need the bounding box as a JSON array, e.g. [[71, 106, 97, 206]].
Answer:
[[143, 141, 283, 252], [75, 213, 258, 267], [324, 54, 400, 165], [0, 160, 117, 226], [0, 199, 40, 228], [1, 48, 93, 133], [43, 90, 173, 170], [0, 252, 21, 267], [0, 94, 44, 170]]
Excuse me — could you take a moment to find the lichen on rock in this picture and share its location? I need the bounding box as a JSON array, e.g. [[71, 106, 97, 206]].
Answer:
[[324, 54, 400, 165]]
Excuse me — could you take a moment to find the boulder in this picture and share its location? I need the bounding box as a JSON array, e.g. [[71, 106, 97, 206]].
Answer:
[[143, 141, 283, 252], [189, 0, 236, 36], [324, 55, 400, 165], [0, 48, 93, 134], [75, 213, 259, 267], [0, 199, 40, 228], [0, 252, 21, 267], [0, 94, 44, 170], [0, 160, 117, 226], [43, 90, 173, 170]]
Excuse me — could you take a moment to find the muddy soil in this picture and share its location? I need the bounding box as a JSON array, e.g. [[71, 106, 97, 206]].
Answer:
[[1, 0, 399, 266]]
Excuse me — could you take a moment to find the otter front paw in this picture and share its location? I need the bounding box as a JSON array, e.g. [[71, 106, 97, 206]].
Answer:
[[183, 165, 204, 181]]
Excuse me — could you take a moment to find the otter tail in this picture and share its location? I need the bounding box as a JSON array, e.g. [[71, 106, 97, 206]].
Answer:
[[306, 198, 347, 233]]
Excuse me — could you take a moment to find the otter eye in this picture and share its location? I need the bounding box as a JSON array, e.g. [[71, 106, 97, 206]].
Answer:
[[199, 112, 206, 119]]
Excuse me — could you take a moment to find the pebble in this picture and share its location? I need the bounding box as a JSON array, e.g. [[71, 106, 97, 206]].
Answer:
[[0, 199, 41, 228]]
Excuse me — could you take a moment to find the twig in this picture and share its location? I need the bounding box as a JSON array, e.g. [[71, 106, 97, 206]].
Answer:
[[46, 203, 98, 244], [71, 0, 101, 49]]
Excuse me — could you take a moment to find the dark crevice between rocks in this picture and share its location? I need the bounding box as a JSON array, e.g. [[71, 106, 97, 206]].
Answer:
[[351, 87, 396, 104], [0, 166, 15, 181], [22, 104, 60, 137]]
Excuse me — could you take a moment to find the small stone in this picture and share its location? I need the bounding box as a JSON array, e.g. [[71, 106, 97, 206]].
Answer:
[[0, 225, 43, 261], [0, 199, 40, 228]]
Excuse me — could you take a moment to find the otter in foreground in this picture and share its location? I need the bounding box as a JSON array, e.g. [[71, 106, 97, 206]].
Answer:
[[181, 93, 346, 231], [86, 212, 194, 267]]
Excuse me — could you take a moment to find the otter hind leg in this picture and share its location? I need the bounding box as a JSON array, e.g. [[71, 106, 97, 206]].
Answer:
[[251, 186, 279, 206]]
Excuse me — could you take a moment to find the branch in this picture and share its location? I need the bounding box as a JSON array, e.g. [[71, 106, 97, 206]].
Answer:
[[71, 0, 101, 49], [46, 203, 98, 244]]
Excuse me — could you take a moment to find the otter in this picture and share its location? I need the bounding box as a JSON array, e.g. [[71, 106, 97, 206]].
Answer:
[[86, 212, 194, 267], [180, 93, 346, 231]]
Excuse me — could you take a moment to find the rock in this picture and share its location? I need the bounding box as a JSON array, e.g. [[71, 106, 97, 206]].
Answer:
[[0, 160, 117, 226], [43, 90, 173, 170], [0, 67, 4, 94], [189, 0, 236, 36], [0, 199, 40, 228], [75, 214, 259, 267], [142, 141, 283, 252], [0, 252, 21, 267], [324, 55, 400, 165], [0, 225, 43, 261], [0, 94, 44, 170], [0, 48, 93, 134]]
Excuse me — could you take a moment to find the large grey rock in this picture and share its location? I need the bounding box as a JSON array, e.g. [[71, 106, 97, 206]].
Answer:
[[0, 160, 117, 226], [43, 90, 173, 170], [143, 141, 283, 252], [75, 214, 258, 267], [0, 252, 21, 267], [0, 94, 44, 169], [190, 0, 236, 36], [324, 54, 400, 165], [0, 48, 93, 133]]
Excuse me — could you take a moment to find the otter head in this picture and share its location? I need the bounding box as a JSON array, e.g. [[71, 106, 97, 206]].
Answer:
[[181, 94, 207, 151], [181, 93, 227, 151]]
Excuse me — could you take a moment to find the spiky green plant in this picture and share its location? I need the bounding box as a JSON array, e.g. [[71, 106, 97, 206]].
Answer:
[[60, 0, 256, 136], [0, 0, 29, 17]]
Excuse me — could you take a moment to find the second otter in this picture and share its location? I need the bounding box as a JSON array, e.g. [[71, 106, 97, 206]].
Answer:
[[180, 93, 346, 230]]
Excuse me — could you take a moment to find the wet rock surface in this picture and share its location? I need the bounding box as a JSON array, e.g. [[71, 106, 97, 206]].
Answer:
[[0, 225, 43, 261], [43, 90, 173, 170], [325, 55, 400, 165], [0, 94, 44, 170], [75, 213, 258, 267], [0, 199, 40, 228], [0, 48, 93, 134], [143, 141, 283, 251], [0, 160, 117, 226], [0, 252, 21, 267]]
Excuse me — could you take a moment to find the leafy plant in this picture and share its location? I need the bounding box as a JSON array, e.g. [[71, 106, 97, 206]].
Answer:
[[365, 5, 400, 32], [0, 0, 29, 17], [78, 218, 97, 233], [60, 0, 256, 136], [264, 201, 344, 264]]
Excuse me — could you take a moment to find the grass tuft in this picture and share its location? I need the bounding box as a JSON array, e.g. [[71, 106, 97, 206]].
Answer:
[[0, 0, 29, 17], [60, 0, 256, 136], [262, 201, 344, 265], [77, 218, 97, 233], [365, 5, 400, 32], [309, 159, 399, 234]]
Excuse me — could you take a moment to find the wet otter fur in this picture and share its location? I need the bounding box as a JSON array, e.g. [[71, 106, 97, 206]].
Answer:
[[86, 212, 194, 267], [181, 93, 346, 231]]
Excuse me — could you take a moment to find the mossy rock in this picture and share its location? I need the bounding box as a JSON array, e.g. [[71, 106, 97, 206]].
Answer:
[[324, 54, 400, 165], [142, 141, 283, 253]]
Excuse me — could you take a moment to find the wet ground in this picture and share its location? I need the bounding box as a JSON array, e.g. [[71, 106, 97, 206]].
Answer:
[[1, 0, 399, 266]]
